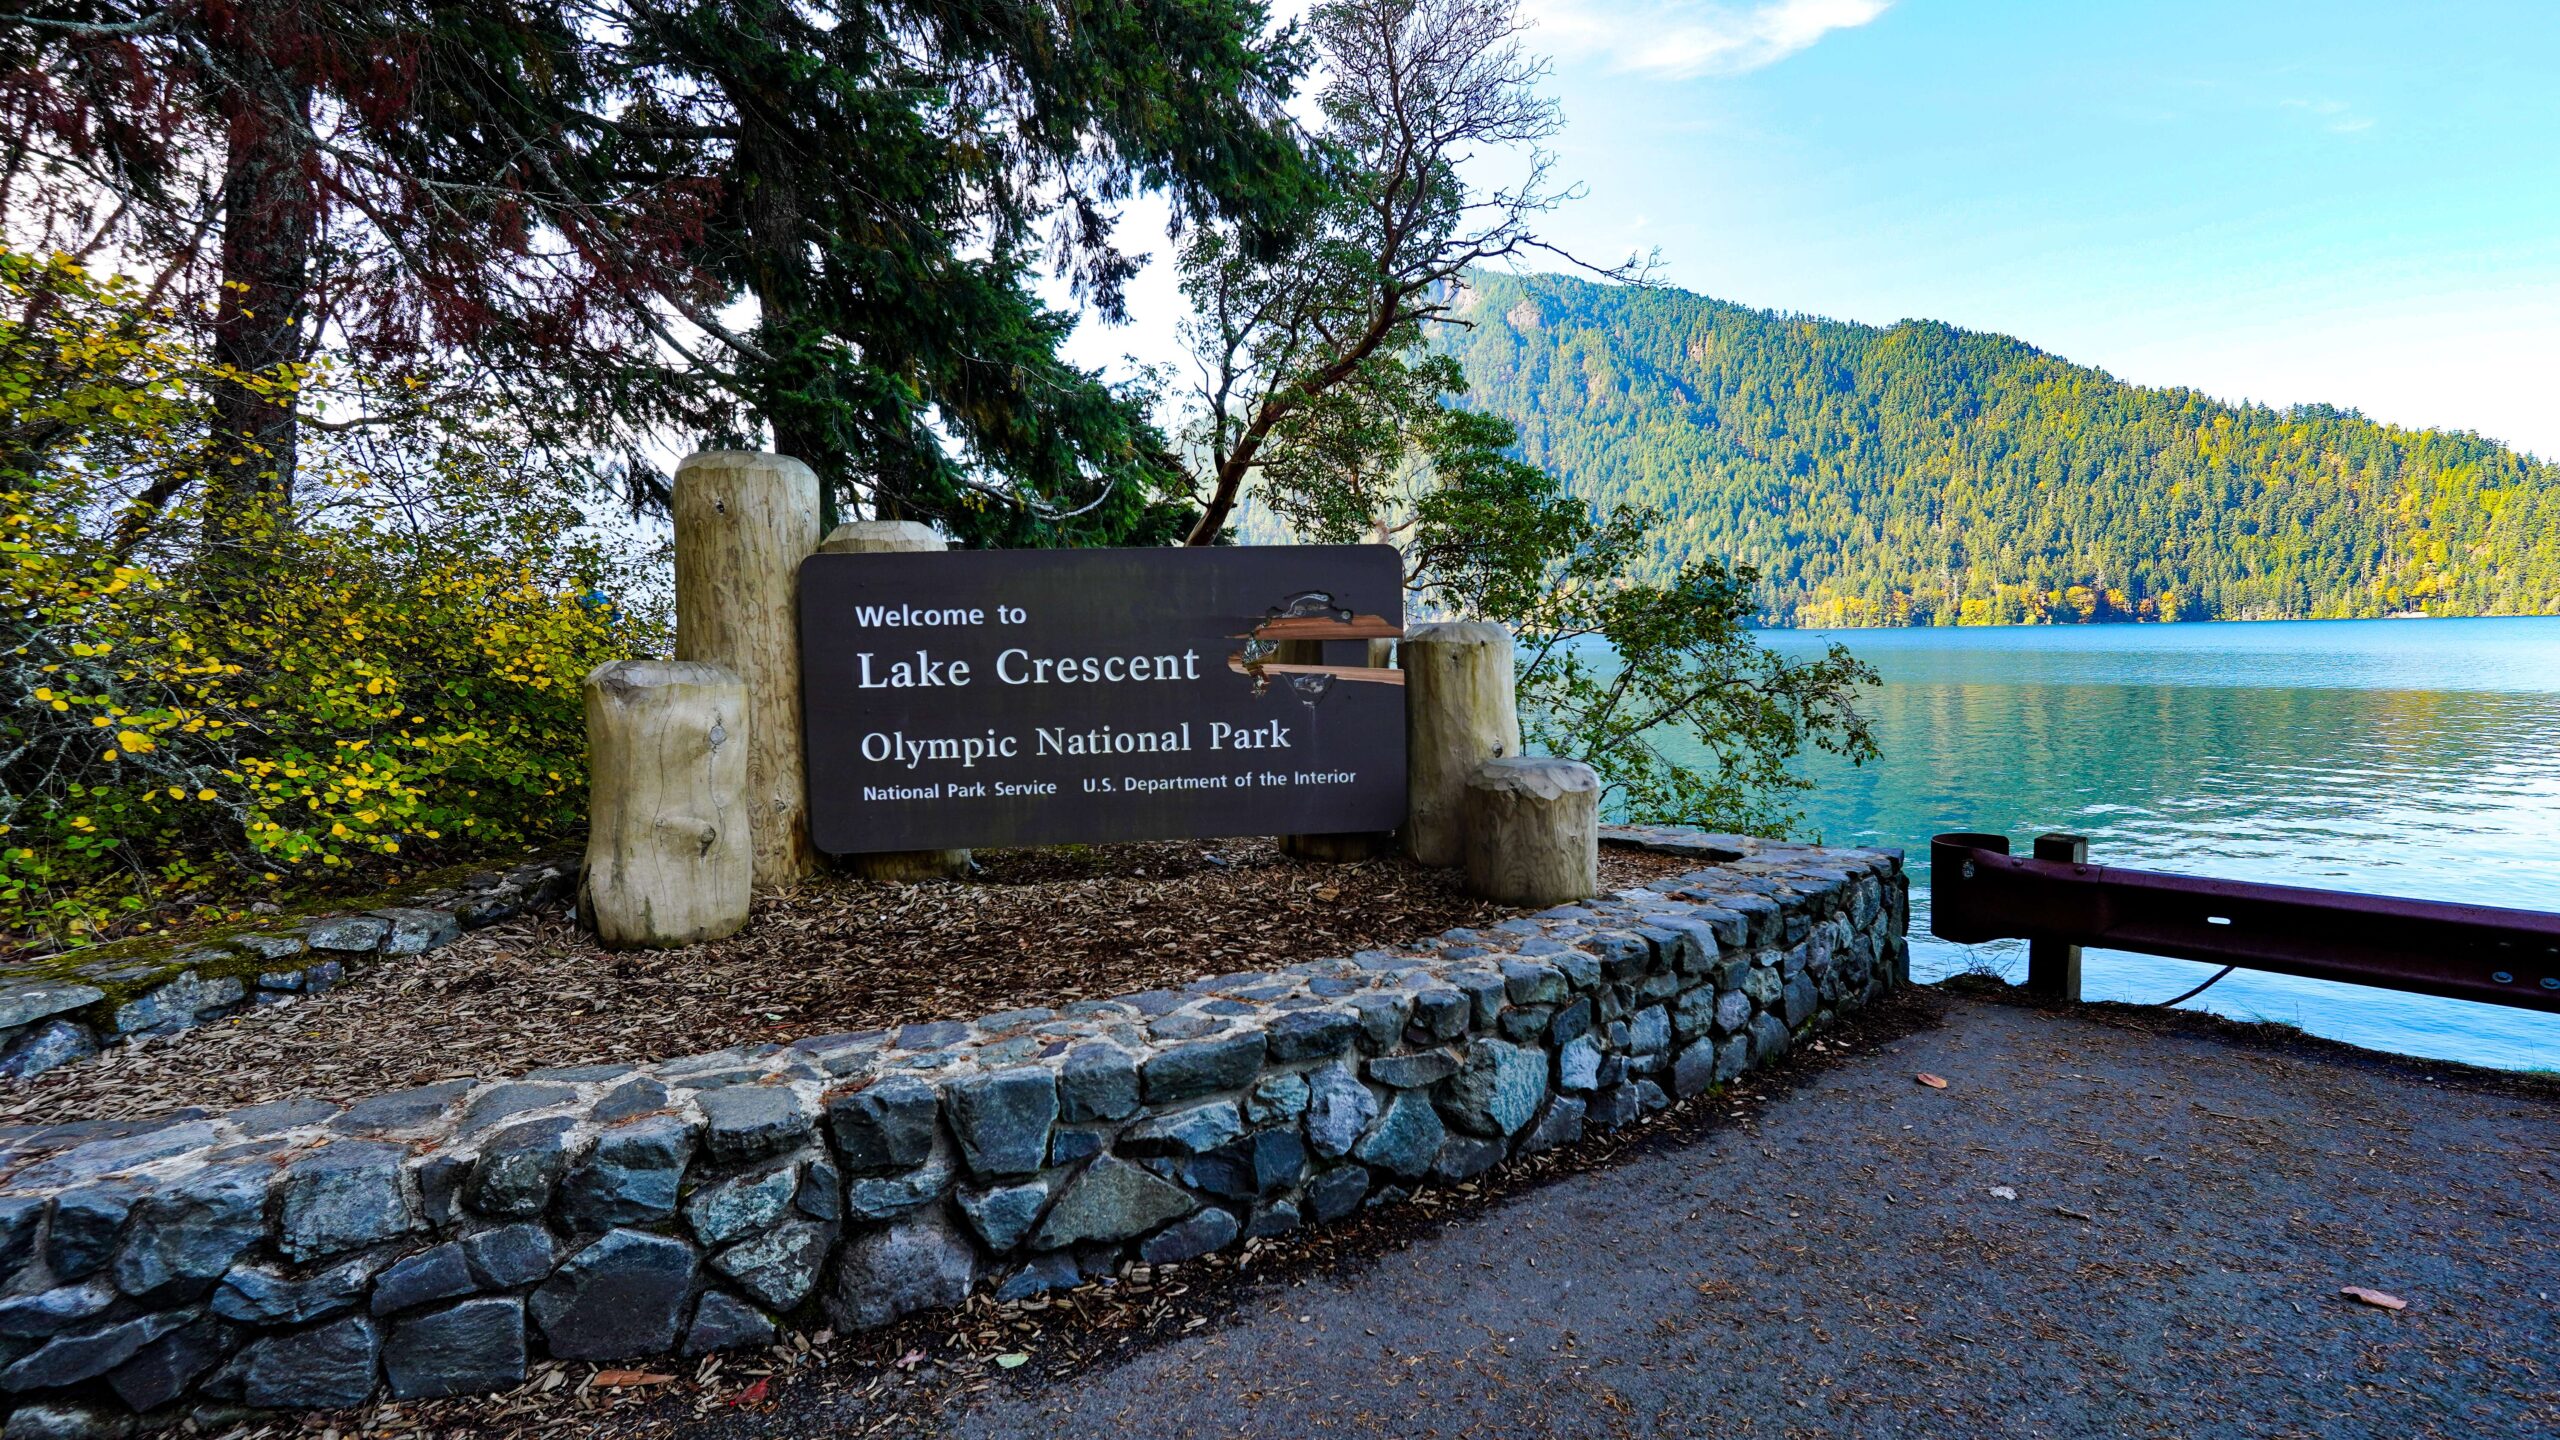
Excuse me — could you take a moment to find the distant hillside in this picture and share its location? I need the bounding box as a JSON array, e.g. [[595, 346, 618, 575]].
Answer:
[[1442, 272, 2560, 626]]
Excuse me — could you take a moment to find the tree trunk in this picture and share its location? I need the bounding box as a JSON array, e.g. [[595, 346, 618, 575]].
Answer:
[[674, 451, 821, 888], [582, 660, 752, 948], [1278, 636, 1398, 862], [1462, 757, 1599, 906], [203, 1, 318, 556], [1399, 621, 1519, 867], [815, 520, 969, 880]]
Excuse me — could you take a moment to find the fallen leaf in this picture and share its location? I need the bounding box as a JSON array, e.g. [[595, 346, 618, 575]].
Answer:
[[994, 1353, 1028, 1369], [1989, 1186, 2018, 1201], [732, 1376, 771, 1405], [2341, 1286, 2408, 1311], [592, 1370, 675, 1388], [1314, 887, 1340, 902], [896, 1348, 927, 1370], [1916, 1073, 1949, 1089]]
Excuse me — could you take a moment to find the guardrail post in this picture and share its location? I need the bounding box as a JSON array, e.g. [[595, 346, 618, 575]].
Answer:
[[2027, 833, 2088, 1001]]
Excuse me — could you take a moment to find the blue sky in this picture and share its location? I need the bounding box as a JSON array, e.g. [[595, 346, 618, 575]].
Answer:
[[1068, 0, 2560, 458]]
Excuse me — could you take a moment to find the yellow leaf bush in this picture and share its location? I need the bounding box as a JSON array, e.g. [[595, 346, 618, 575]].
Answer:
[[2, 251, 667, 947]]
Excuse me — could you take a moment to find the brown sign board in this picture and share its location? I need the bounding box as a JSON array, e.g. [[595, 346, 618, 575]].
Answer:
[[800, 546, 1406, 854]]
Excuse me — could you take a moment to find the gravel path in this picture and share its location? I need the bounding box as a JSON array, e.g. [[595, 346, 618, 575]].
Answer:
[[906, 995, 2560, 1440]]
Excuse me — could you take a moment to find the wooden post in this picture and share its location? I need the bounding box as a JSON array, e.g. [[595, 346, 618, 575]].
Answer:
[[673, 451, 820, 889], [1461, 757, 1599, 906], [1278, 635, 1398, 862], [814, 520, 970, 880], [581, 660, 751, 948], [1401, 621, 1519, 867], [2028, 832, 2088, 1001]]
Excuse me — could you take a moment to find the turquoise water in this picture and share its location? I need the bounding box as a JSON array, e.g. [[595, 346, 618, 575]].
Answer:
[[1727, 617, 2560, 1072]]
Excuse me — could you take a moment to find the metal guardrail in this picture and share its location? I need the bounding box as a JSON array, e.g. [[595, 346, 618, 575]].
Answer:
[[1929, 831, 2560, 1013]]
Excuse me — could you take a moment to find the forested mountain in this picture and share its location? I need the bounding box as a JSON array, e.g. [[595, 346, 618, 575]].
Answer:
[[1442, 272, 2560, 626]]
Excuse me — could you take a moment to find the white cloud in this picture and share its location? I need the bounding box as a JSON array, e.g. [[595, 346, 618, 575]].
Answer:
[[1525, 0, 1893, 80], [2282, 97, 2375, 135]]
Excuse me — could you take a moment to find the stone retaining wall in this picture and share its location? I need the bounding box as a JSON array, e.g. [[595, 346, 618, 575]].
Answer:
[[0, 861, 576, 1083], [0, 832, 1904, 1435]]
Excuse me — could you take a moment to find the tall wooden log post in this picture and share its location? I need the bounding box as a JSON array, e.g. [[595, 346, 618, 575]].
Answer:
[[673, 451, 820, 889], [1278, 635, 1400, 863], [1462, 757, 1600, 906], [581, 660, 751, 948], [816, 520, 970, 881], [1401, 621, 1520, 867]]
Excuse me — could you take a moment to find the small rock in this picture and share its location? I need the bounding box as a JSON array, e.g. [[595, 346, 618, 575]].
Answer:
[[305, 915, 390, 953], [462, 1224, 557, 1289], [1141, 1032, 1266, 1104], [826, 1075, 939, 1174], [0, 1018, 98, 1082], [1366, 1048, 1461, 1088], [558, 1114, 692, 1231], [1303, 1062, 1377, 1160], [529, 1230, 697, 1360], [828, 1208, 979, 1330], [237, 1313, 380, 1409], [382, 1296, 524, 1399], [0, 1313, 183, 1392], [370, 1243, 476, 1315], [1519, 1095, 1586, 1154], [697, 1084, 815, 1167], [1439, 1039, 1548, 1138], [105, 1312, 233, 1412], [683, 1291, 776, 1355], [958, 1179, 1053, 1251], [711, 1219, 832, 1310], [1556, 1035, 1603, 1093], [1057, 1044, 1141, 1123], [1671, 1038, 1718, 1098], [116, 1161, 270, 1300], [1264, 1008, 1359, 1063], [685, 1164, 799, 1247], [1304, 1166, 1369, 1224], [1353, 1092, 1446, 1180], [1032, 1157, 1197, 1250], [1245, 1073, 1311, 1127], [213, 1251, 387, 1326], [466, 1117, 579, 1219], [945, 1067, 1058, 1178], [1120, 1101, 1244, 1156], [1139, 1206, 1238, 1265]]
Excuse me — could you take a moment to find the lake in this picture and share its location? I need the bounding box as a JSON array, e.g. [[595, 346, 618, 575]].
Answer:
[[1722, 617, 2560, 1072]]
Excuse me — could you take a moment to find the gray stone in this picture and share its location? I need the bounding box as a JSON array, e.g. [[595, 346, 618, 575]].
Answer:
[[1264, 1008, 1359, 1063], [844, 1152, 955, 1221], [685, 1163, 799, 1247], [234, 931, 308, 962], [1347, 993, 1408, 1052], [698, 1084, 815, 1167], [828, 1208, 979, 1330], [1451, 969, 1508, 1028], [1714, 1034, 1750, 1083], [1, 1402, 139, 1440], [1353, 1092, 1446, 1180], [1519, 1095, 1586, 1154], [797, 1156, 843, 1221], [945, 1067, 1058, 1177], [0, 1021, 97, 1082], [110, 972, 242, 1035], [459, 1224, 555, 1290], [1547, 996, 1593, 1046], [332, 1079, 473, 1136], [683, 1291, 776, 1355], [459, 1082, 576, 1133], [1671, 986, 1717, 1042], [1440, 1039, 1548, 1138], [1032, 1157, 1197, 1249], [237, 1313, 380, 1409], [1251, 1129, 1310, 1193], [370, 1242, 476, 1315], [227, 1097, 338, 1137], [1141, 1031, 1265, 1104], [1500, 959, 1567, 1005], [305, 915, 390, 953], [1304, 1062, 1377, 1159], [106, 1312, 233, 1412], [559, 1114, 692, 1230], [466, 1116, 580, 1220], [1367, 1048, 1461, 1088], [1245, 1073, 1310, 1127], [383, 1296, 523, 1399], [993, 1251, 1084, 1302], [1431, 1134, 1506, 1183], [711, 1219, 831, 1310], [529, 1230, 696, 1360], [1712, 989, 1753, 1035], [1243, 1200, 1302, 1238], [1586, 1084, 1642, 1130], [1304, 1166, 1369, 1224], [1048, 1128, 1106, 1166], [0, 1194, 36, 1275], [373, 907, 461, 957], [1782, 973, 1818, 1027], [826, 1075, 939, 1174], [1139, 1206, 1238, 1264], [213, 1251, 386, 1326], [1631, 1079, 1670, 1113], [16, 1121, 216, 1189], [44, 1184, 126, 1281], [1057, 1044, 1140, 1122], [2, 1312, 186, 1393], [0, 1284, 113, 1340], [958, 1179, 1052, 1251], [1121, 1101, 1245, 1156], [1409, 989, 1469, 1041], [1556, 1035, 1604, 1093], [1749, 1010, 1791, 1062], [1741, 965, 1783, 1009], [116, 1161, 270, 1299], [1671, 1038, 1718, 1098], [591, 1076, 672, 1126]]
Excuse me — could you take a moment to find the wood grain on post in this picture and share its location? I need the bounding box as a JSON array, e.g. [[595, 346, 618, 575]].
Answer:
[[815, 520, 970, 880], [1401, 621, 1520, 867], [1461, 757, 1600, 906], [1278, 635, 1398, 862], [674, 451, 820, 888], [581, 659, 751, 948]]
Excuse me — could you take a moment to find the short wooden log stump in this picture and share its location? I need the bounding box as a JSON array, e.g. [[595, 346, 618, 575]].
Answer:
[[1461, 757, 1600, 906], [582, 659, 752, 948]]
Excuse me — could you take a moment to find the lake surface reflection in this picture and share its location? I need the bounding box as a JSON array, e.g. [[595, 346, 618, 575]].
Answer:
[[1732, 617, 2560, 1071]]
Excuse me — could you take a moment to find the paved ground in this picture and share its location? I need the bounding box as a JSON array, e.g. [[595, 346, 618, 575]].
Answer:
[[911, 996, 2560, 1440]]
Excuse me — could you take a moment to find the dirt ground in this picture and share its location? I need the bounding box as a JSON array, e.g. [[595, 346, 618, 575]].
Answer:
[[0, 840, 1692, 1126]]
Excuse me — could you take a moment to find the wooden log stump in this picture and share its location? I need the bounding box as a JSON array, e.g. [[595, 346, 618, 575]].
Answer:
[[813, 520, 970, 881], [674, 451, 821, 889], [1401, 621, 1520, 867], [581, 659, 751, 948], [1278, 636, 1397, 863], [1461, 757, 1599, 906]]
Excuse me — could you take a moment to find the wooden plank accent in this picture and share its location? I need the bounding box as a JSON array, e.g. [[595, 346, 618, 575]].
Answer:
[[1225, 657, 1408, 686], [1233, 613, 1405, 642]]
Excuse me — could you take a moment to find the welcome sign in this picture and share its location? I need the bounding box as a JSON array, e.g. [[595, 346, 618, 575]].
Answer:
[[799, 546, 1406, 853]]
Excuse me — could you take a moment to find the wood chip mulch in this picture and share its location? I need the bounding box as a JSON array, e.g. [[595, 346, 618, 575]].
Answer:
[[2, 840, 1695, 1127]]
